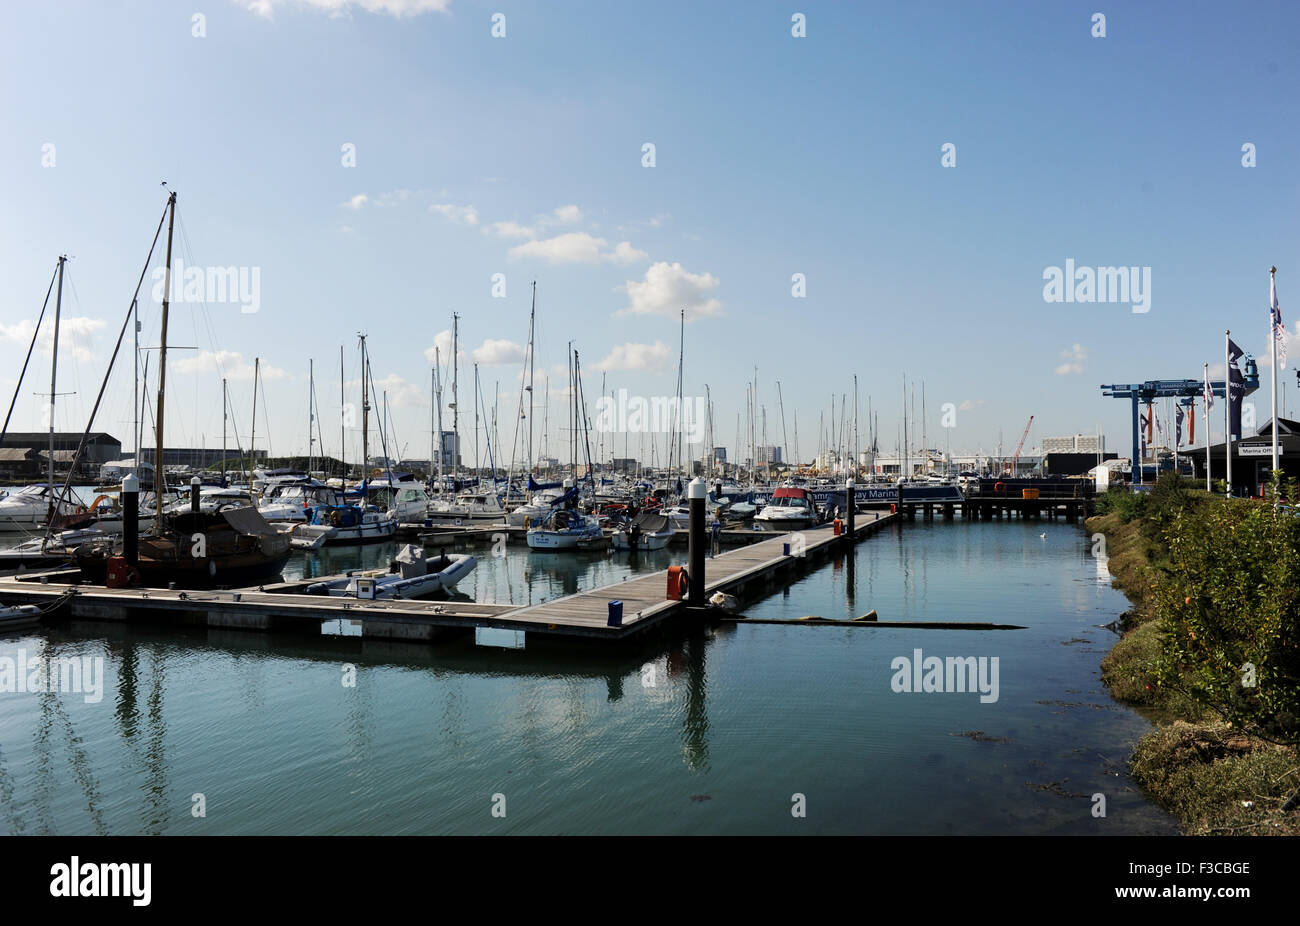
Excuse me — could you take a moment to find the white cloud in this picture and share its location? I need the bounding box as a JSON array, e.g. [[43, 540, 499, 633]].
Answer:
[[341, 194, 369, 210], [237, 0, 451, 18], [429, 203, 479, 225], [541, 205, 582, 227], [1054, 343, 1087, 376], [618, 262, 721, 320], [423, 330, 466, 365], [175, 350, 289, 381], [509, 232, 604, 264], [0, 316, 107, 363], [595, 340, 671, 373], [369, 372, 426, 408], [1254, 322, 1299, 369], [509, 232, 646, 265], [472, 339, 526, 365], [487, 220, 536, 240], [607, 241, 649, 263], [958, 399, 986, 411]]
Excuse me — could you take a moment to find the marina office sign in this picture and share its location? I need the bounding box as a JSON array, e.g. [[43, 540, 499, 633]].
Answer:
[[1043, 259, 1151, 314]]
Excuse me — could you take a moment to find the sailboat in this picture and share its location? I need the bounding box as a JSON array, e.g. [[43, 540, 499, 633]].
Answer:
[[525, 348, 604, 550], [299, 334, 398, 545], [73, 192, 291, 588]]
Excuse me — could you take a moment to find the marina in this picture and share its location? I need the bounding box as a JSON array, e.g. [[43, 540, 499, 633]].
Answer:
[[0, 509, 894, 641]]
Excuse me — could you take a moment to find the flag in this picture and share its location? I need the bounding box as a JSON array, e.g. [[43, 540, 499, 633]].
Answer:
[[1271, 272, 1287, 366], [1228, 337, 1245, 439], [1203, 366, 1214, 411], [1176, 405, 1184, 446]]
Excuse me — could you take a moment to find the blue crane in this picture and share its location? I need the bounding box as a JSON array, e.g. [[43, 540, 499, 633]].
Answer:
[[1101, 357, 1259, 471]]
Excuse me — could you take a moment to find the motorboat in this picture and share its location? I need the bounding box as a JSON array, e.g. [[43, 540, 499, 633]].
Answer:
[[753, 486, 820, 531], [0, 527, 120, 570], [0, 484, 90, 533], [507, 486, 567, 527], [302, 504, 398, 545], [0, 604, 42, 630], [304, 544, 476, 599], [364, 477, 435, 522], [611, 510, 674, 551], [427, 490, 506, 525], [526, 507, 605, 550], [258, 480, 342, 523]]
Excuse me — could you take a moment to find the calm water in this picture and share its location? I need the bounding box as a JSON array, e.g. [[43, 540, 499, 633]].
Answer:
[[0, 519, 1176, 835]]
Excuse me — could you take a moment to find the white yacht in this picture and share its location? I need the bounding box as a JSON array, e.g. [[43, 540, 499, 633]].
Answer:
[[428, 490, 506, 525], [526, 507, 605, 550], [364, 478, 434, 522], [258, 481, 342, 523], [753, 486, 820, 532]]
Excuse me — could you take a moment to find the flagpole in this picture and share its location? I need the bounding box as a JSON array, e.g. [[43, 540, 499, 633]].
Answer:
[[1204, 362, 1211, 492], [1271, 267, 1279, 477], [1225, 329, 1232, 498], [1172, 398, 1178, 475]]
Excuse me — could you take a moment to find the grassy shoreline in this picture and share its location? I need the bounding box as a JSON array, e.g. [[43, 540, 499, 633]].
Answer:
[[1088, 505, 1300, 835]]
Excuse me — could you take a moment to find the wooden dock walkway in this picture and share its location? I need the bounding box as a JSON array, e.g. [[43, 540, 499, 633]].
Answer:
[[501, 511, 891, 637], [0, 512, 894, 642]]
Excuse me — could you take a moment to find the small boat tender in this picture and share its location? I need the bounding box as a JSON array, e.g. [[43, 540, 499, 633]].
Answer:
[[304, 544, 476, 599]]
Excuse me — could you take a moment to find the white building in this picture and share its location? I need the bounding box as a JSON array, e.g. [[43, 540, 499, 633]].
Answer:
[[1042, 434, 1105, 454]]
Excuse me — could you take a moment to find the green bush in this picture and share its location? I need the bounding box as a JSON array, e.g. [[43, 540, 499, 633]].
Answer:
[[1095, 487, 1148, 522], [1154, 478, 1300, 743]]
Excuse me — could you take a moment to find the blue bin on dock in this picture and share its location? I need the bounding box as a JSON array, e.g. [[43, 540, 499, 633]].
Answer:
[[607, 599, 623, 628]]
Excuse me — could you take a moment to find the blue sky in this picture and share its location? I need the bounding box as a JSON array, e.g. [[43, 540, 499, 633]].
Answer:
[[2, 0, 1297, 467]]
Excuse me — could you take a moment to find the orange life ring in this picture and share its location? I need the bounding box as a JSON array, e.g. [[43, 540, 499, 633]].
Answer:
[[994, 482, 1006, 494], [667, 565, 689, 601], [90, 494, 114, 511]]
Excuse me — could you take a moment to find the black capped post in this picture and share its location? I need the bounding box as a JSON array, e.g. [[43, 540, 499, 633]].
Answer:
[[122, 472, 139, 567], [191, 476, 201, 515], [687, 477, 706, 607]]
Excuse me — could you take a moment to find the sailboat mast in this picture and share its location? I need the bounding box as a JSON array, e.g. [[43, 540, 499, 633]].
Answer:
[[474, 362, 480, 475], [221, 378, 227, 485], [250, 357, 260, 495], [308, 358, 315, 474], [131, 296, 138, 479], [359, 333, 369, 479], [434, 346, 444, 488], [451, 314, 459, 484], [528, 282, 536, 472], [153, 192, 177, 510], [46, 255, 65, 517], [338, 345, 346, 490]]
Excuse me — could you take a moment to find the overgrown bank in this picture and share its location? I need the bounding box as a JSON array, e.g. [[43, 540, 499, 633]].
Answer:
[[1088, 475, 1300, 835]]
